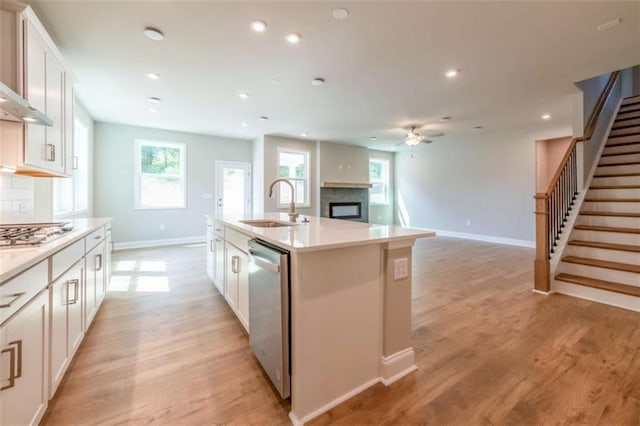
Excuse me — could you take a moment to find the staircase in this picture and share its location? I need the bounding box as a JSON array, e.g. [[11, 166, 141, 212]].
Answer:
[[555, 95, 640, 310]]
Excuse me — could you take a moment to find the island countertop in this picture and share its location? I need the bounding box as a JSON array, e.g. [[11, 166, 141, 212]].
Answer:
[[0, 218, 112, 283], [217, 213, 435, 253]]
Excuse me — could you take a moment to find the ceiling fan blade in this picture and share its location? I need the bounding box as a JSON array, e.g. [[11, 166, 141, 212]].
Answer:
[[427, 132, 445, 138], [420, 139, 434, 144]]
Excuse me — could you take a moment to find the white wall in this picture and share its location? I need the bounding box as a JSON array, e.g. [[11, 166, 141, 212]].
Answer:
[[318, 142, 369, 184], [395, 126, 568, 243], [94, 122, 251, 244], [261, 135, 318, 216]]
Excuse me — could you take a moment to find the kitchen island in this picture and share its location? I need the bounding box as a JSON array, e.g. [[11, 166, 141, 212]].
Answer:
[[211, 213, 434, 425]]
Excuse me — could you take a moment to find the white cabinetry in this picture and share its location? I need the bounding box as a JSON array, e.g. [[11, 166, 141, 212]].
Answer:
[[85, 240, 106, 326], [0, 291, 49, 426], [49, 259, 83, 397]]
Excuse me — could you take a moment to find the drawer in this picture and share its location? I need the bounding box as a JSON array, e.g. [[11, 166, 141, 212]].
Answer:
[[225, 227, 250, 254], [52, 239, 84, 281], [0, 260, 47, 325], [85, 226, 105, 251]]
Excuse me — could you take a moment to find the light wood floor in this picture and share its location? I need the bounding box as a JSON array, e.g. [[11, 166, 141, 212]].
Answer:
[[42, 238, 640, 425]]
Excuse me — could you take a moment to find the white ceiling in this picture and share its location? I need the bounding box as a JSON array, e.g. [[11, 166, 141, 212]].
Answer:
[[29, 1, 640, 150]]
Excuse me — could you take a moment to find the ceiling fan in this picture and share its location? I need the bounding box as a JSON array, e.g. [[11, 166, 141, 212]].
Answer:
[[396, 127, 444, 146]]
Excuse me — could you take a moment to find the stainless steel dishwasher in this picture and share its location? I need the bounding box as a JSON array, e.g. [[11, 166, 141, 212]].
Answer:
[[248, 239, 290, 398]]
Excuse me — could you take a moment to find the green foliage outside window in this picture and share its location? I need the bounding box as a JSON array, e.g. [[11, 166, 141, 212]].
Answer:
[[370, 161, 383, 180], [141, 146, 180, 175], [279, 165, 289, 177]]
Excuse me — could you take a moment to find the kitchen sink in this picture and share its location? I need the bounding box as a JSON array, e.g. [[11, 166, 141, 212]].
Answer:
[[239, 220, 293, 228]]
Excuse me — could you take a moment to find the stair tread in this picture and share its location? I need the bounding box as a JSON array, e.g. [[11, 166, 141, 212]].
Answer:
[[601, 150, 640, 157], [562, 256, 640, 274], [574, 224, 640, 234], [610, 127, 640, 137], [555, 273, 640, 297], [580, 211, 640, 217], [589, 185, 640, 189], [612, 119, 640, 130], [593, 172, 640, 178], [583, 198, 640, 202], [569, 239, 640, 253], [597, 161, 640, 166]]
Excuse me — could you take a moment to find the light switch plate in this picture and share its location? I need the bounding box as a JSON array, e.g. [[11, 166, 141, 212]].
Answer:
[[393, 258, 409, 280]]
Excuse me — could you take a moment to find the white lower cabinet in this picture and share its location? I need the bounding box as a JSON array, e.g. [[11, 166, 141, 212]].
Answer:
[[214, 236, 225, 294], [49, 259, 83, 397], [224, 242, 249, 332], [0, 291, 49, 426], [85, 240, 106, 327]]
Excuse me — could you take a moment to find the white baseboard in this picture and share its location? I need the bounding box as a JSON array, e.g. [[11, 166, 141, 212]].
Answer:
[[429, 229, 535, 248], [289, 377, 381, 425], [113, 236, 206, 251], [380, 347, 417, 386]]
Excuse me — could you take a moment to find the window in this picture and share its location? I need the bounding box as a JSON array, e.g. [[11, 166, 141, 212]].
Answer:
[[369, 159, 389, 205], [277, 149, 309, 207], [135, 140, 186, 209], [53, 119, 89, 217]]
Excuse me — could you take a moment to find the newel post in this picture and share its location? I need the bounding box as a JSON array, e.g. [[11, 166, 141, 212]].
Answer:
[[534, 194, 550, 292]]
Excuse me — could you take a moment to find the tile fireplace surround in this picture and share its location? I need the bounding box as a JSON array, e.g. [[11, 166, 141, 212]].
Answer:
[[320, 187, 369, 223]]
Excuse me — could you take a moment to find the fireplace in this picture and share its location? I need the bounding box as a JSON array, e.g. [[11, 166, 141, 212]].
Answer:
[[329, 202, 362, 220]]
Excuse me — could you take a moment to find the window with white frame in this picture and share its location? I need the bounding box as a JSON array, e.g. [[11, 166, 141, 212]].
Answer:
[[277, 149, 309, 207], [53, 119, 89, 217], [134, 140, 186, 209], [369, 159, 389, 205]]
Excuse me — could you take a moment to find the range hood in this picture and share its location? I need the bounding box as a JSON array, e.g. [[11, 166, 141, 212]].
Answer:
[[0, 81, 52, 126]]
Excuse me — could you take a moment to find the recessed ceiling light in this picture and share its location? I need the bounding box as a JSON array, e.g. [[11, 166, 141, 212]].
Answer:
[[0, 97, 8, 103], [311, 78, 325, 86], [541, 114, 551, 120], [370, 136, 377, 141], [597, 18, 621, 32], [143, 27, 164, 41], [445, 69, 459, 78], [241, 122, 248, 127], [149, 108, 158, 113], [301, 133, 307, 137], [269, 78, 279, 84], [239, 92, 250, 99], [285, 33, 301, 44], [146, 72, 160, 80], [259, 116, 269, 121], [250, 20, 267, 32], [440, 116, 451, 122], [333, 8, 349, 20], [148, 97, 161, 103], [23, 117, 37, 122], [472, 125, 483, 130]]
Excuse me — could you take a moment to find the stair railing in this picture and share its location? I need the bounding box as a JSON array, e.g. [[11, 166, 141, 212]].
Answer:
[[534, 71, 620, 292]]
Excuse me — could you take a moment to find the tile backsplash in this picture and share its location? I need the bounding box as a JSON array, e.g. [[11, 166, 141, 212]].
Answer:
[[0, 175, 34, 223]]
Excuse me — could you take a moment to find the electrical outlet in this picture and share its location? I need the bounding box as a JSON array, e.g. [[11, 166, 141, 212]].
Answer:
[[393, 258, 409, 280], [159, 224, 166, 231]]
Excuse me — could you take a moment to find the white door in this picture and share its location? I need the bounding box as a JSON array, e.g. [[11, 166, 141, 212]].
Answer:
[[215, 161, 251, 218]]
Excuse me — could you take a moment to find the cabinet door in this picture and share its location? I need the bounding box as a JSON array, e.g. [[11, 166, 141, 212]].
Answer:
[[67, 262, 84, 358], [84, 254, 96, 328], [24, 19, 47, 169], [214, 237, 225, 294], [237, 252, 249, 332], [225, 244, 239, 309], [44, 52, 65, 173], [105, 234, 112, 288], [49, 274, 69, 395], [94, 241, 106, 308], [206, 234, 214, 281], [0, 291, 48, 426]]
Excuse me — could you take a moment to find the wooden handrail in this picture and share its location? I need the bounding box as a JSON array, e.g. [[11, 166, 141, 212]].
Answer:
[[538, 70, 620, 197]]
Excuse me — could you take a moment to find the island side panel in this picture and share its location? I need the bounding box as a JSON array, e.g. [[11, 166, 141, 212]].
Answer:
[[380, 241, 417, 384], [290, 244, 382, 422]]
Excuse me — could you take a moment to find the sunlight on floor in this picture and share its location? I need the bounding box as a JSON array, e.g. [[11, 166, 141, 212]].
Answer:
[[136, 276, 169, 292], [139, 261, 166, 272], [109, 259, 171, 293], [115, 260, 136, 272], [108, 275, 131, 292]]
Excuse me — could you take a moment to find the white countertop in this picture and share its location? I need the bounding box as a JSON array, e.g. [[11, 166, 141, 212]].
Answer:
[[218, 213, 435, 253], [0, 218, 111, 283]]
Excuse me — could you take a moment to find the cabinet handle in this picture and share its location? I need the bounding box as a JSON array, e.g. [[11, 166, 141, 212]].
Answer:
[[10, 340, 22, 379], [210, 240, 214, 252], [94, 235, 101, 240], [67, 279, 79, 304], [0, 292, 25, 309], [0, 346, 16, 391], [215, 228, 222, 232], [232, 255, 240, 274], [95, 254, 103, 271], [46, 144, 56, 162], [72, 155, 79, 170]]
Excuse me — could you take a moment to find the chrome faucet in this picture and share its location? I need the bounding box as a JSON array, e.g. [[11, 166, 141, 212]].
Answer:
[[268, 179, 299, 222]]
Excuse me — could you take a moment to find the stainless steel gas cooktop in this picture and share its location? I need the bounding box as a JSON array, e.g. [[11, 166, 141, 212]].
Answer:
[[0, 222, 73, 249]]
